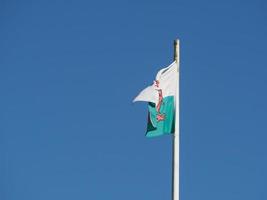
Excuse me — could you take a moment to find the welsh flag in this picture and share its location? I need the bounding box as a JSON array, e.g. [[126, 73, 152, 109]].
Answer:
[[133, 62, 178, 138]]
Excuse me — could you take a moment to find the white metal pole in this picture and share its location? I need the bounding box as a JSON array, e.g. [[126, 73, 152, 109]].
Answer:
[[172, 39, 180, 200]]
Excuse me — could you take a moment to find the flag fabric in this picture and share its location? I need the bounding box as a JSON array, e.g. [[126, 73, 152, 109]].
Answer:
[[134, 61, 178, 138]]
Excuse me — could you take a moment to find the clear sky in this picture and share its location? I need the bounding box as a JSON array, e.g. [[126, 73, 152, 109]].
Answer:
[[1, 0, 267, 199]]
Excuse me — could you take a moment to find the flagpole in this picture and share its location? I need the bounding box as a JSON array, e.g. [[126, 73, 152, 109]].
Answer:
[[172, 39, 180, 200]]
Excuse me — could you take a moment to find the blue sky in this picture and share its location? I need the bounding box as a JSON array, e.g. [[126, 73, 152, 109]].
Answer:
[[1, 0, 267, 199]]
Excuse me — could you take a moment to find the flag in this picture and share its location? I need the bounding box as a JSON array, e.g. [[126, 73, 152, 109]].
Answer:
[[133, 61, 178, 137]]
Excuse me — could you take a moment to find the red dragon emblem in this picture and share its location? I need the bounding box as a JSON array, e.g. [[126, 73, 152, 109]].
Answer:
[[154, 80, 165, 122]]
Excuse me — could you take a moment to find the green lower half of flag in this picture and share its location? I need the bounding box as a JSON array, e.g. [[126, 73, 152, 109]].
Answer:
[[146, 96, 175, 138]]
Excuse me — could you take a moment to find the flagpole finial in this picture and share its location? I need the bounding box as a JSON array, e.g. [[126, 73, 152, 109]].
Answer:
[[174, 39, 180, 63]]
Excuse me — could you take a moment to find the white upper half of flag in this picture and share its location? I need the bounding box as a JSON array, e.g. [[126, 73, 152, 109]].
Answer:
[[133, 61, 178, 104]]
